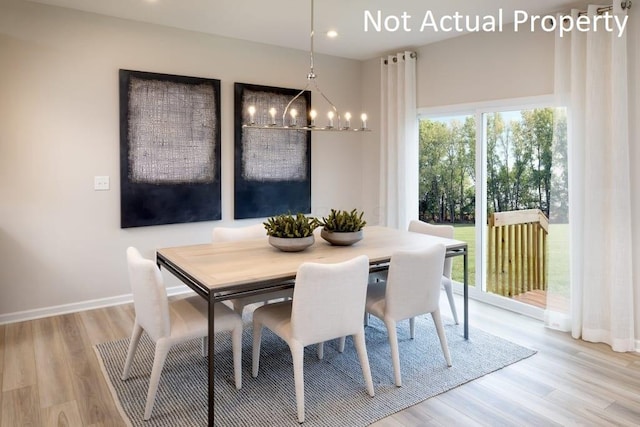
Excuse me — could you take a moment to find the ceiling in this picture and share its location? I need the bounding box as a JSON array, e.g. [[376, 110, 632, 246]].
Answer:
[[27, 0, 589, 60]]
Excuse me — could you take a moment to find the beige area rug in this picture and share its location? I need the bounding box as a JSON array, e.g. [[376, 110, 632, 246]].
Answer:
[[95, 315, 536, 426]]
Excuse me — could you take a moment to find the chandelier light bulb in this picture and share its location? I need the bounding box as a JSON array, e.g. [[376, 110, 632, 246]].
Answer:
[[290, 108, 298, 126], [248, 105, 256, 124], [327, 111, 335, 128], [269, 107, 277, 125], [344, 112, 351, 129], [361, 113, 368, 130], [310, 109, 317, 127]]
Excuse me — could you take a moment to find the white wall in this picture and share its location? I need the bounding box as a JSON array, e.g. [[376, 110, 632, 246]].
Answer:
[[0, 0, 365, 318], [360, 58, 381, 226], [416, 24, 555, 108]]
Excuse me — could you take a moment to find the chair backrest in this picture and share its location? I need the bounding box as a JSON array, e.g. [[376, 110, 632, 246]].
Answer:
[[126, 247, 171, 342], [212, 223, 266, 242], [291, 255, 370, 346], [408, 220, 453, 279], [384, 244, 446, 321]]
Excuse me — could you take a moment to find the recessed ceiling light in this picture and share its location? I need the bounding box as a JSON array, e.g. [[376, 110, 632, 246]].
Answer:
[[326, 30, 338, 38]]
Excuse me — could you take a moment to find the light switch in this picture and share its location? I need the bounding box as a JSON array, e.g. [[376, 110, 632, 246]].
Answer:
[[94, 175, 110, 191]]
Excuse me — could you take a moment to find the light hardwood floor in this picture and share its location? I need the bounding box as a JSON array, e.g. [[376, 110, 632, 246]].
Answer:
[[1, 296, 639, 426]]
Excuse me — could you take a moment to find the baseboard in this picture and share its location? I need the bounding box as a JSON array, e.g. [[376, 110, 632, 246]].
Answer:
[[0, 285, 193, 325]]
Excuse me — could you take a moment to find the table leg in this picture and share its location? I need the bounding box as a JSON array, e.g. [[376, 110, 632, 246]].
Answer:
[[463, 247, 469, 340], [208, 297, 215, 426]]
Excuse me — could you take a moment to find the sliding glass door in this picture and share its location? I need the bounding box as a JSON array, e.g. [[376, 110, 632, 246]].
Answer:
[[418, 100, 569, 317]]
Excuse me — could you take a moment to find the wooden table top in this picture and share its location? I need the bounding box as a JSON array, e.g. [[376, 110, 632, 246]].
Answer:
[[157, 225, 466, 294]]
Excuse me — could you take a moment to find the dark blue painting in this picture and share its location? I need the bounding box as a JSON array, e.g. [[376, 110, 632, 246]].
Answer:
[[120, 70, 221, 228], [234, 83, 311, 219]]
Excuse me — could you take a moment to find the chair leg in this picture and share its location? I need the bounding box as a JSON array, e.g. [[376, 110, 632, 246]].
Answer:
[[121, 322, 143, 380], [232, 320, 243, 390], [290, 342, 306, 423], [353, 329, 375, 397], [409, 317, 416, 339], [384, 318, 402, 387], [338, 336, 346, 353], [232, 300, 245, 316], [431, 309, 452, 367], [318, 336, 346, 358], [201, 336, 208, 357], [252, 323, 263, 378], [143, 340, 171, 420], [443, 278, 459, 324]]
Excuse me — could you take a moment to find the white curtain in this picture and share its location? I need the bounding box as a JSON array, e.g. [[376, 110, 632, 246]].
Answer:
[[552, 4, 636, 351], [379, 51, 418, 230]]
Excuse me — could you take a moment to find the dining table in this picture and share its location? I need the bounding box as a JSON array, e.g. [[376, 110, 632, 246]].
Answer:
[[156, 225, 468, 426]]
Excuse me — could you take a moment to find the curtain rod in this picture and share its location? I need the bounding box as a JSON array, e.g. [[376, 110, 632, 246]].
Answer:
[[577, 1, 632, 16], [383, 52, 417, 65]]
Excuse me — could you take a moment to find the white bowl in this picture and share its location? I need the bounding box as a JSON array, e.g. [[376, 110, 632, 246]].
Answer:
[[268, 235, 315, 252], [320, 229, 364, 246]]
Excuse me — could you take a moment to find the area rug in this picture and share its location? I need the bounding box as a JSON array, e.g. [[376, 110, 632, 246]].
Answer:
[[95, 315, 536, 426]]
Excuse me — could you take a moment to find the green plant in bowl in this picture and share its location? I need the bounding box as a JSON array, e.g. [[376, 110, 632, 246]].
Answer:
[[263, 213, 320, 251], [320, 209, 366, 245]]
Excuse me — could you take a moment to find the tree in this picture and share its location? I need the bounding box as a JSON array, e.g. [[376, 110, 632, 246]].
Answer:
[[419, 116, 476, 223], [550, 109, 568, 222], [518, 109, 554, 217], [486, 113, 505, 214], [419, 120, 448, 221], [418, 108, 564, 224]]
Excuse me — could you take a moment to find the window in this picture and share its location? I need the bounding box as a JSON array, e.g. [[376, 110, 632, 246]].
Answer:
[[419, 114, 476, 287]]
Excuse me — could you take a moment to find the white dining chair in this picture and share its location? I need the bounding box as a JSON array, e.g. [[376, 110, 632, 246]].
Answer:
[[369, 220, 459, 327], [212, 223, 266, 243], [252, 255, 375, 423], [121, 247, 242, 420], [408, 220, 459, 325], [365, 244, 452, 387], [212, 224, 294, 315]]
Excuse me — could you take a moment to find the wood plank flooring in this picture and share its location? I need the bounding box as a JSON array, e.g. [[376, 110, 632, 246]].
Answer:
[[511, 289, 570, 311], [1, 296, 639, 426]]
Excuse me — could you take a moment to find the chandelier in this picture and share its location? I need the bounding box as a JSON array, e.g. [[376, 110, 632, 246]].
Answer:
[[243, 0, 370, 132]]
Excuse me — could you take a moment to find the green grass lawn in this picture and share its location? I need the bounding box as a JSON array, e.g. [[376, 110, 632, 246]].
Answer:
[[450, 223, 569, 296], [450, 225, 476, 286]]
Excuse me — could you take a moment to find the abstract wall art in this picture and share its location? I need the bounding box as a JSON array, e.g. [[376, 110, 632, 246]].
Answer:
[[119, 70, 221, 228], [234, 83, 311, 219]]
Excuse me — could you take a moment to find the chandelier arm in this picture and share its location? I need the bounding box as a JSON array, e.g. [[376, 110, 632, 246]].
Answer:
[[282, 83, 311, 123], [312, 78, 339, 120]]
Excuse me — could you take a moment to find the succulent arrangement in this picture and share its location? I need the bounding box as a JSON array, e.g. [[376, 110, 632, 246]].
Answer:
[[263, 213, 320, 238], [321, 209, 367, 233]]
